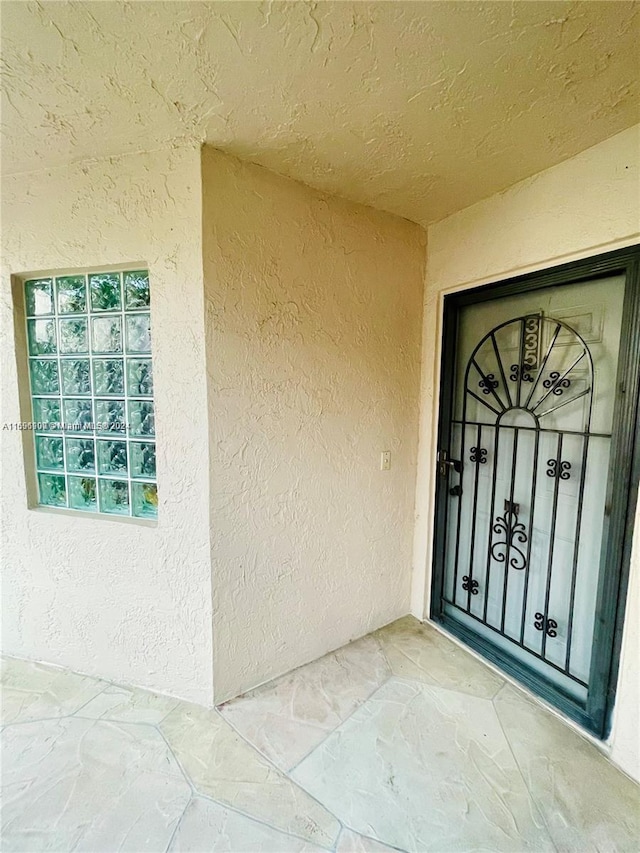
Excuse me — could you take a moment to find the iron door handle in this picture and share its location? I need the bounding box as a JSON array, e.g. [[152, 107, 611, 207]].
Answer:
[[438, 450, 462, 477]]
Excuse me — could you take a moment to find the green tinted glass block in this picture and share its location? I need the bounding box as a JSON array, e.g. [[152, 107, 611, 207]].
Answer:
[[93, 359, 124, 396], [68, 476, 97, 511], [59, 318, 88, 354], [98, 478, 129, 515], [38, 473, 66, 507], [126, 359, 153, 397], [129, 400, 154, 436], [125, 314, 151, 353], [130, 441, 156, 479], [61, 359, 91, 395], [30, 360, 59, 395], [89, 272, 121, 311], [35, 435, 64, 470], [65, 438, 95, 472], [97, 439, 128, 475], [132, 481, 157, 519], [124, 270, 150, 309], [32, 398, 62, 432], [95, 399, 126, 434], [91, 316, 122, 353], [27, 319, 57, 355], [56, 276, 86, 314], [25, 279, 54, 316], [63, 399, 93, 433]]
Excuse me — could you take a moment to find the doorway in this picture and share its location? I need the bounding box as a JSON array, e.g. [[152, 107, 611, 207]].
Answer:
[[430, 246, 640, 737]]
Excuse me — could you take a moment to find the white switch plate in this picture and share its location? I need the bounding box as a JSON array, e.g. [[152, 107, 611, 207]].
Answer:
[[381, 451, 391, 471]]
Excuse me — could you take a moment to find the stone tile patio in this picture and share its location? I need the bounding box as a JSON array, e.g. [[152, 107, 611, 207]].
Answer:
[[1, 616, 638, 852]]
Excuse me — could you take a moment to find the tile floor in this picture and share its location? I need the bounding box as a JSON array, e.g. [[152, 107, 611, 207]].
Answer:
[[1, 616, 639, 852]]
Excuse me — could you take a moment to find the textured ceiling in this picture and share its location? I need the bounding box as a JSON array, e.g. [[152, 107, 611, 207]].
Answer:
[[2, 1, 639, 225]]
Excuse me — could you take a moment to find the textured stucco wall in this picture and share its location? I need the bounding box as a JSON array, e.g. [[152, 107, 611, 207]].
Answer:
[[1, 146, 214, 705], [202, 147, 426, 701], [412, 124, 640, 780]]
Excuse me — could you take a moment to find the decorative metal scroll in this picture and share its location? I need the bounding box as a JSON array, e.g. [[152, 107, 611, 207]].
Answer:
[[462, 576, 479, 595], [479, 374, 498, 395], [543, 371, 571, 396], [546, 459, 571, 479], [490, 501, 528, 570], [469, 447, 487, 464], [534, 613, 558, 638], [510, 364, 533, 383]]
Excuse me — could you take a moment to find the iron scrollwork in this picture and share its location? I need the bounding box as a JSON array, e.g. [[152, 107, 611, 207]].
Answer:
[[470, 447, 487, 464], [543, 371, 571, 396], [490, 500, 528, 570], [534, 613, 558, 638], [546, 459, 571, 479], [479, 373, 498, 395], [461, 576, 479, 595], [509, 364, 534, 383]]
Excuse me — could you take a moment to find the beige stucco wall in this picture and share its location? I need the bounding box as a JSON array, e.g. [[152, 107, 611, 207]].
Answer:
[[1, 146, 214, 705], [412, 124, 640, 781], [202, 147, 426, 701]]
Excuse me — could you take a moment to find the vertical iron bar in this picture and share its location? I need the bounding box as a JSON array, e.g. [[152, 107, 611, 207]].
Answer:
[[500, 427, 519, 634], [451, 419, 467, 606], [491, 333, 512, 408], [541, 433, 563, 659], [483, 424, 501, 624], [519, 428, 540, 646], [466, 423, 482, 611], [516, 319, 526, 407], [564, 434, 590, 673]]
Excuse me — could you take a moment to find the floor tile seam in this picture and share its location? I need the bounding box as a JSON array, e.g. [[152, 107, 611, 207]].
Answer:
[[163, 790, 193, 853], [152, 721, 199, 795], [214, 706, 344, 842], [189, 787, 337, 851], [68, 680, 113, 716], [338, 822, 410, 853], [491, 698, 560, 853], [285, 671, 398, 776]]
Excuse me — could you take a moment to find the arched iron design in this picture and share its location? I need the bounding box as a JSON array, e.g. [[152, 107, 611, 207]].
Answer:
[[463, 315, 594, 426]]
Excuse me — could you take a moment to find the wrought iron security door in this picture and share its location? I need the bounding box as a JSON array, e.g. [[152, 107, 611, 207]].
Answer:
[[432, 263, 640, 737]]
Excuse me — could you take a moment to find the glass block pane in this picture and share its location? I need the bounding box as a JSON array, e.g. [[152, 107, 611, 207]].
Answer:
[[97, 439, 128, 475], [61, 359, 91, 395], [124, 270, 150, 309], [32, 398, 62, 432], [68, 476, 97, 512], [95, 399, 126, 434], [27, 319, 57, 355], [93, 359, 124, 396], [38, 473, 66, 507], [98, 478, 129, 515], [56, 276, 86, 314], [25, 279, 54, 316], [126, 359, 153, 397], [130, 441, 156, 479], [89, 272, 121, 311], [92, 316, 122, 353], [30, 360, 59, 395], [63, 399, 93, 433], [59, 318, 88, 354], [129, 400, 154, 437], [132, 481, 158, 519], [35, 435, 64, 470], [65, 438, 95, 473], [126, 314, 151, 353]]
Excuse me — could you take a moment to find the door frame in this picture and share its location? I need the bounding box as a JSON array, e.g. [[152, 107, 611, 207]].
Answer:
[[430, 244, 640, 738]]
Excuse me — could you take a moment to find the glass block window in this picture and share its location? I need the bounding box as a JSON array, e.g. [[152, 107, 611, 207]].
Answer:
[[24, 270, 158, 519]]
